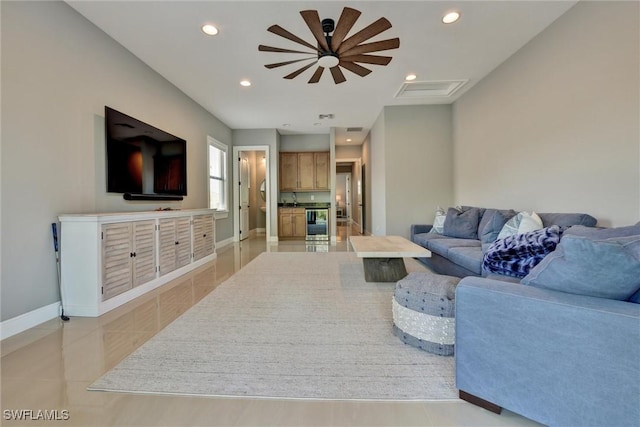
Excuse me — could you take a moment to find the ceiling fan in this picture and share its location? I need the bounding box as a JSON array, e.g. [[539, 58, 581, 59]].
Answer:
[[258, 7, 400, 84]]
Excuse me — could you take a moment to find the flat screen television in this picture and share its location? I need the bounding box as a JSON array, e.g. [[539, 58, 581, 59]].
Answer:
[[105, 106, 187, 199]]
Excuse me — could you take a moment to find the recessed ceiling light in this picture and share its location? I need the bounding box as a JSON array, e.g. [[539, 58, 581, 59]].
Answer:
[[201, 24, 219, 36], [442, 11, 460, 24], [405, 74, 417, 81], [240, 80, 251, 87], [346, 138, 352, 142], [282, 123, 291, 127]]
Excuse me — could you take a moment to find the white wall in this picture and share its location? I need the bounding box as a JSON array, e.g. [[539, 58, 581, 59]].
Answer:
[[453, 1, 639, 226], [370, 110, 387, 235], [1, 2, 232, 322]]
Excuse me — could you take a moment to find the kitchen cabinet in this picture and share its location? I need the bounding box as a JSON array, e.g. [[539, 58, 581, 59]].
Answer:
[[278, 207, 306, 238], [279, 151, 330, 191], [59, 209, 216, 317]]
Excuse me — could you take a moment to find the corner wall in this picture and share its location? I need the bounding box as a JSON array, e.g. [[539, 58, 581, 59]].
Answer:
[[1, 2, 232, 322], [453, 1, 639, 226]]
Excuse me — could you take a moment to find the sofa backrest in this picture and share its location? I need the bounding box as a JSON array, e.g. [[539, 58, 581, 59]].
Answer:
[[537, 213, 597, 228]]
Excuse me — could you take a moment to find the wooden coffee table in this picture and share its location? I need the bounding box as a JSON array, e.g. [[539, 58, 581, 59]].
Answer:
[[349, 235, 432, 282]]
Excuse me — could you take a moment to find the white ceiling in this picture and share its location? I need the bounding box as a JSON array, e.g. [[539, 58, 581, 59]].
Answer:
[[66, 1, 577, 145]]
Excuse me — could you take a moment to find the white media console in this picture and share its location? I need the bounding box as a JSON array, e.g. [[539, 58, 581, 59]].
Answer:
[[58, 209, 216, 317]]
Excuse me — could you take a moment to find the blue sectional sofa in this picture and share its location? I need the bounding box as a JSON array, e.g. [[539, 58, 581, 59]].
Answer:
[[410, 208, 597, 278], [410, 208, 640, 426]]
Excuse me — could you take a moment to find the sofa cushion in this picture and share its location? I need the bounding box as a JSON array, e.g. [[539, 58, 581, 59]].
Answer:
[[428, 238, 482, 258], [480, 209, 517, 244], [443, 207, 482, 239], [412, 232, 449, 251], [564, 223, 640, 239], [497, 211, 543, 240], [447, 247, 483, 275], [538, 212, 597, 228], [483, 226, 563, 279], [522, 230, 640, 300]]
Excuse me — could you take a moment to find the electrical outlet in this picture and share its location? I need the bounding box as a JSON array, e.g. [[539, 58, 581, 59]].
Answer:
[[310, 195, 315, 201]]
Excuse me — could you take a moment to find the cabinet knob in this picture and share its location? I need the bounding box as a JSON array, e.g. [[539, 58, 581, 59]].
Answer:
[[203, 234, 207, 238], [175, 241, 179, 245]]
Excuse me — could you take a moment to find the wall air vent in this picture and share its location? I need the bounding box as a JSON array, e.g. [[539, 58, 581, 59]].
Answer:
[[395, 80, 468, 98]]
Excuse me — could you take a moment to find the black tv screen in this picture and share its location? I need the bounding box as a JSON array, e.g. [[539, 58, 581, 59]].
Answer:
[[105, 107, 187, 196]]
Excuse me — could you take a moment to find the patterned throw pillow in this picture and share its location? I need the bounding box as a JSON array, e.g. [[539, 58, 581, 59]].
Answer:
[[483, 226, 563, 278], [429, 206, 446, 234], [497, 211, 543, 240]]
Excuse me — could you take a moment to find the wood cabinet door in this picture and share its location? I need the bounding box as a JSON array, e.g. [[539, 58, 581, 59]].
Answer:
[[193, 214, 214, 261], [101, 223, 133, 300], [297, 152, 315, 190], [278, 209, 293, 236], [132, 220, 157, 287], [158, 218, 177, 276], [293, 211, 307, 237], [279, 152, 298, 190], [175, 217, 192, 268], [314, 152, 329, 189]]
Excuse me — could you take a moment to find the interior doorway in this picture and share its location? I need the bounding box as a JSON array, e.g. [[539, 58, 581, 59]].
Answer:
[[233, 146, 269, 242]]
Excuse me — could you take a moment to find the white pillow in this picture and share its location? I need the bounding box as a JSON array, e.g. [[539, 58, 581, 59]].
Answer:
[[429, 206, 446, 234], [497, 211, 543, 240]]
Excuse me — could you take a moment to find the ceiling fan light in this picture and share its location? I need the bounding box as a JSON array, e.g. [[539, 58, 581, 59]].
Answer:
[[442, 11, 460, 24], [201, 24, 219, 36], [240, 80, 251, 87], [405, 74, 417, 81], [318, 54, 339, 69]]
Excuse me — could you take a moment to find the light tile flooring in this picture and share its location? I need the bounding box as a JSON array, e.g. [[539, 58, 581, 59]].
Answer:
[[1, 223, 542, 426]]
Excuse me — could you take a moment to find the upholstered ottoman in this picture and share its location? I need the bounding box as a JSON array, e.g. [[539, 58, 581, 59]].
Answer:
[[392, 272, 461, 356]]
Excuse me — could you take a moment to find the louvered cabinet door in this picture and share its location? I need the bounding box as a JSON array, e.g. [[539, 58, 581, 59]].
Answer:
[[101, 223, 133, 300], [132, 220, 157, 287], [175, 217, 192, 268], [193, 214, 214, 261], [158, 218, 177, 276]]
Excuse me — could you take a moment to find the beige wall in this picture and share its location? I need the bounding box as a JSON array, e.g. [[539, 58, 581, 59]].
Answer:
[[453, 1, 639, 226], [1, 2, 232, 321], [368, 105, 454, 238]]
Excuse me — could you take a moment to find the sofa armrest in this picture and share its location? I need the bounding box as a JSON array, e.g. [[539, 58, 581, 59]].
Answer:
[[410, 224, 432, 240], [455, 277, 640, 427]]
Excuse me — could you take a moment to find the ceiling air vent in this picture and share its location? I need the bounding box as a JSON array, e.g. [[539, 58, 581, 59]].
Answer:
[[395, 80, 468, 99], [346, 127, 363, 132]]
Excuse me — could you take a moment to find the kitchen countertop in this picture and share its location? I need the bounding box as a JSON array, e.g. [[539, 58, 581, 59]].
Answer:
[[277, 203, 330, 208]]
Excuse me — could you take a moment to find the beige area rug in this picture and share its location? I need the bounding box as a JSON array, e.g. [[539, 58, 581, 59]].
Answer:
[[89, 252, 457, 400]]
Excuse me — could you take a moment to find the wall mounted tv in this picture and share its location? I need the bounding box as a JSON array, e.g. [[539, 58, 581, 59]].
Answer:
[[105, 106, 187, 200]]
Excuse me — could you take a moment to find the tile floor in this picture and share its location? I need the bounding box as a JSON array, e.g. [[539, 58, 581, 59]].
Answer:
[[1, 223, 542, 426]]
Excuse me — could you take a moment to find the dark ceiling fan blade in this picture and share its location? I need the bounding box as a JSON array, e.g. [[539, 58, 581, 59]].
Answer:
[[338, 60, 372, 77], [330, 66, 347, 84], [340, 38, 400, 57], [259, 44, 315, 54], [308, 66, 325, 83], [264, 57, 315, 69], [267, 25, 320, 52], [336, 17, 392, 55], [330, 7, 361, 52], [339, 54, 392, 66], [284, 61, 318, 79], [300, 10, 330, 52]]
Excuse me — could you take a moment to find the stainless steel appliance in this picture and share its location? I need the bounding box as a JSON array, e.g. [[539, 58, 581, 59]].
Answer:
[[305, 208, 329, 241]]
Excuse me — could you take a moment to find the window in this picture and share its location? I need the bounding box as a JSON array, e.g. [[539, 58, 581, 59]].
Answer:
[[208, 137, 228, 211]]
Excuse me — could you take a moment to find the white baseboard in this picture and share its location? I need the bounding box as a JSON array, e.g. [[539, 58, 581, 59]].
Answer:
[[216, 236, 234, 249], [0, 302, 61, 340]]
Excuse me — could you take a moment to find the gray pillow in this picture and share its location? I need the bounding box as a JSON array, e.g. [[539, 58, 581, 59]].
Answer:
[[443, 207, 481, 240], [480, 210, 516, 244], [522, 233, 640, 301]]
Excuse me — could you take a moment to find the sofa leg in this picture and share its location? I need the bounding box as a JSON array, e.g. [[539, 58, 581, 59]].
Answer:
[[459, 390, 502, 414]]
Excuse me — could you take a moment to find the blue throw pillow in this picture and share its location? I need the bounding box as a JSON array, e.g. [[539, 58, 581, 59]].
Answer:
[[483, 226, 563, 278], [442, 207, 481, 240], [522, 233, 640, 300]]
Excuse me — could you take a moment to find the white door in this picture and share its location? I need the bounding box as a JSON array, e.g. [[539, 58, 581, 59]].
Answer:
[[345, 174, 352, 221], [239, 153, 250, 241]]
